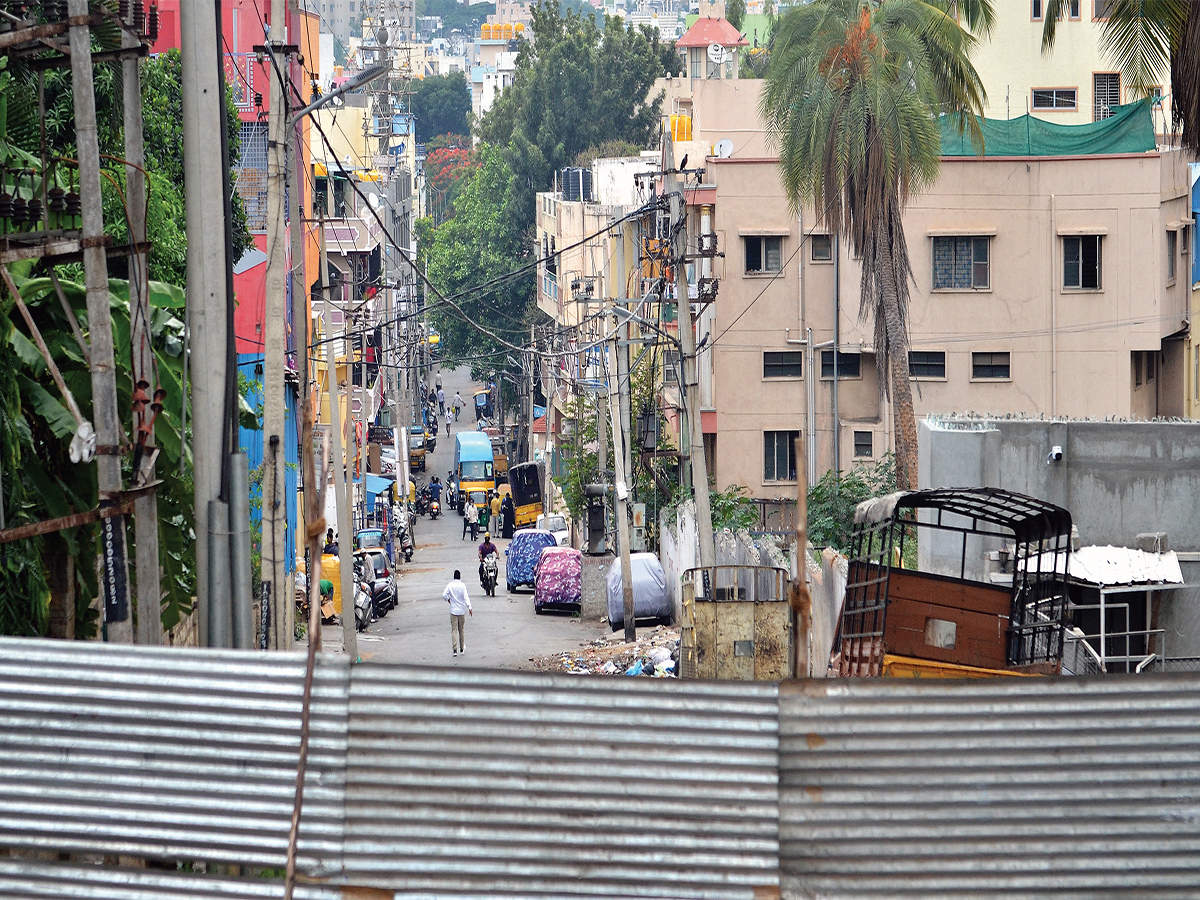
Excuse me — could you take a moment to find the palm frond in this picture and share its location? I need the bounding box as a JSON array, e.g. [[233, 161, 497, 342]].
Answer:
[[1099, 0, 1185, 94]]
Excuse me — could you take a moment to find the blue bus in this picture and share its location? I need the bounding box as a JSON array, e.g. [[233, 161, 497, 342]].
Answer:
[[453, 431, 495, 513]]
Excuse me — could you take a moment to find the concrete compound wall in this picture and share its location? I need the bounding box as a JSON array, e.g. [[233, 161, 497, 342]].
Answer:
[[920, 417, 1200, 656]]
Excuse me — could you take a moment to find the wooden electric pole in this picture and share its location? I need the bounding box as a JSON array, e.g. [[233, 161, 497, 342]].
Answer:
[[68, 0, 131, 641], [121, 13, 161, 645]]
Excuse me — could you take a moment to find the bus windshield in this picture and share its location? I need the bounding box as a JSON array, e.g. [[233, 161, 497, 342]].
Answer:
[[460, 460, 494, 480]]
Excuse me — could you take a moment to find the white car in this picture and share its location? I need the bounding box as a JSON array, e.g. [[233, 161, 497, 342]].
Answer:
[[536, 513, 570, 546]]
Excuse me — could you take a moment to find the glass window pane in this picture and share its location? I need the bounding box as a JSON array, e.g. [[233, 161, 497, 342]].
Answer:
[[765, 237, 781, 271]]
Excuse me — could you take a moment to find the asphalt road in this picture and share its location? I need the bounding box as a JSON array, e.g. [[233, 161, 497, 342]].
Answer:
[[352, 364, 607, 668]]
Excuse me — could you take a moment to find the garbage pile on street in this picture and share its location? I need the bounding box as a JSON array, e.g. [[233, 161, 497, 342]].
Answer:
[[529, 625, 680, 677]]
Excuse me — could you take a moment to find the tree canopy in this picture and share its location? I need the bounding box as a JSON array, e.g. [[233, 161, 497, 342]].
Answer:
[[477, 0, 678, 233], [412, 72, 471, 143]]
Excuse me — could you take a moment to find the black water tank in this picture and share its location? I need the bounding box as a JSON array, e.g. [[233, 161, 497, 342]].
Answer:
[[560, 167, 593, 202]]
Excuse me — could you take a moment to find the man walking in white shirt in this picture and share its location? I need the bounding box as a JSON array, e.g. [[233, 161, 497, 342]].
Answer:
[[443, 569, 473, 656]]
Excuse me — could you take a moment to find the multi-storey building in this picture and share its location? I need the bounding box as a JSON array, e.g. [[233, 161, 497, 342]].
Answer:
[[655, 76, 1194, 501]]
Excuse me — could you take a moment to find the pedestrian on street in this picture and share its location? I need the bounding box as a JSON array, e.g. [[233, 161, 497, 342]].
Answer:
[[437, 387, 446, 417], [453, 391, 463, 421], [443, 569, 472, 656], [501, 494, 515, 539], [489, 492, 502, 525], [463, 500, 479, 541], [479, 492, 491, 535]]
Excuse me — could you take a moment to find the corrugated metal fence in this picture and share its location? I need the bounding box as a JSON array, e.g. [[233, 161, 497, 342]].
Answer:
[[3, 637, 1200, 897], [779, 676, 1200, 897]]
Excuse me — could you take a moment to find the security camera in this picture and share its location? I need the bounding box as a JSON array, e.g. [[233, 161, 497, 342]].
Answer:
[[1047, 445, 1064, 464]]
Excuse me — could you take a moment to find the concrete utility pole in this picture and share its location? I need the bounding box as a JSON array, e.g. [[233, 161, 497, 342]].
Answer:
[[262, 0, 289, 648], [322, 226, 357, 661], [69, 0, 130, 641], [614, 228, 634, 487], [608, 323, 636, 642], [666, 164, 716, 570], [121, 15, 161, 645], [527, 325, 536, 460], [181, 0, 231, 644]]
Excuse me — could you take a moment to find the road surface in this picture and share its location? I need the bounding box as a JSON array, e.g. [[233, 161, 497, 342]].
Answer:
[[330, 364, 608, 668]]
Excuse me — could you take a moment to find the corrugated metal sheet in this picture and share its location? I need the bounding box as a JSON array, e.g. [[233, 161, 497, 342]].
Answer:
[[342, 664, 780, 899], [779, 674, 1200, 897], [0, 638, 348, 874], [0, 860, 338, 899]]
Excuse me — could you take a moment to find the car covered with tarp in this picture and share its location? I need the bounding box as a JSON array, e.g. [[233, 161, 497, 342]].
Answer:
[[607, 552, 671, 631], [533, 547, 583, 613], [505, 528, 557, 593]]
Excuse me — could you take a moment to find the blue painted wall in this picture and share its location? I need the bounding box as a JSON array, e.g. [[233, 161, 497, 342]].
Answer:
[[237, 354, 298, 572]]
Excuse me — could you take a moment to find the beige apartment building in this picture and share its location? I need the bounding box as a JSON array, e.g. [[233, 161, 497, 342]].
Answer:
[[967, 1, 1172, 130], [653, 78, 1194, 500]]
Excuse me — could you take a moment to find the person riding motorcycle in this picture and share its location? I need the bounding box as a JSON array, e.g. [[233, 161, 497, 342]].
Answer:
[[477, 532, 498, 585]]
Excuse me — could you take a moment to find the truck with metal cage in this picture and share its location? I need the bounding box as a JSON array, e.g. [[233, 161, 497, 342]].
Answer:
[[833, 488, 1073, 678]]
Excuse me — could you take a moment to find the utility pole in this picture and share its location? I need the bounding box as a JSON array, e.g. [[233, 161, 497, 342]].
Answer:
[[665, 162, 716, 571], [122, 13, 161, 645], [262, 0, 289, 648], [69, 0, 130, 641], [322, 225, 357, 661], [608, 323, 635, 642], [527, 325, 536, 461], [181, 0, 231, 645], [615, 227, 634, 488]]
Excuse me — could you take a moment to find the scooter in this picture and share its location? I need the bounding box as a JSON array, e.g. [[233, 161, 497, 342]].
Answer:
[[397, 520, 415, 562], [414, 487, 430, 516], [429, 498, 441, 520], [352, 577, 373, 632], [481, 551, 499, 597]]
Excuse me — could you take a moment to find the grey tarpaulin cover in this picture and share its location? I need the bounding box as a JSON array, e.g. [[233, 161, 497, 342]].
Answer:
[[607, 552, 670, 630]]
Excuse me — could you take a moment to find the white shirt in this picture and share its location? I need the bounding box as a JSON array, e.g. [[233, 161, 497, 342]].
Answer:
[[465, 503, 478, 523], [443, 579, 472, 616]]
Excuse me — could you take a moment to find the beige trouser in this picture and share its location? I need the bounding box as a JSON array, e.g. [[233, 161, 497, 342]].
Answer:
[[450, 613, 465, 652]]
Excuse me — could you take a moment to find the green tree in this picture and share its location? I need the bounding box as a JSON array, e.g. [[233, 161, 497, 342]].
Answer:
[[1041, 0, 1198, 152], [727, 0, 746, 31], [412, 72, 471, 143], [422, 147, 529, 376], [762, 0, 991, 489], [807, 454, 895, 553], [477, 0, 677, 233]]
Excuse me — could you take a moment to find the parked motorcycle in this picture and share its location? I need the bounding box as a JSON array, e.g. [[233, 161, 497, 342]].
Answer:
[[414, 487, 430, 516], [397, 519, 415, 562], [481, 551, 499, 597], [352, 577, 373, 632]]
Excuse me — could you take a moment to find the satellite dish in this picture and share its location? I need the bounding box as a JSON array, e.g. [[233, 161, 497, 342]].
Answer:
[[706, 42, 727, 64], [368, 192, 382, 209], [375, 26, 389, 45], [713, 138, 734, 158]]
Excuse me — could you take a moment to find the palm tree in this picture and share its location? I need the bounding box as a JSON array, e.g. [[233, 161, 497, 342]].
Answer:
[[1042, 0, 1199, 153], [762, 0, 992, 490]]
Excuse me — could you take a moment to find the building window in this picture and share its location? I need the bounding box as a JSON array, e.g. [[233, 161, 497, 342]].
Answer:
[[908, 350, 947, 378], [1168, 229, 1178, 282], [820, 350, 861, 378], [932, 236, 990, 290], [1063, 235, 1102, 289], [663, 348, 681, 383], [763, 430, 799, 482], [1032, 0, 1042, 19], [1032, 88, 1077, 110], [744, 235, 783, 274], [1068, 0, 1081, 18], [1094, 72, 1120, 120], [763, 351, 803, 379], [853, 431, 873, 458], [1094, 0, 1114, 19], [689, 47, 703, 79], [972, 352, 1011, 380], [810, 234, 832, 262]]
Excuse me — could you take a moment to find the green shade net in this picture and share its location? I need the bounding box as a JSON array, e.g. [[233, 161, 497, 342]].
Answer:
[[940, 99, 1155, 157]]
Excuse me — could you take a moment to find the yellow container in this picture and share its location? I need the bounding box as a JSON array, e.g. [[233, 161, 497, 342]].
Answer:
[[881, 654, 1035, 679], [320, 554, 344, 615], [482, 23, 492, 38]]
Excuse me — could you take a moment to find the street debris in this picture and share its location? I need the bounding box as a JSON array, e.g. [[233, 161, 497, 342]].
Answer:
[[528, 625, 680, 677]]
